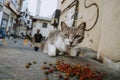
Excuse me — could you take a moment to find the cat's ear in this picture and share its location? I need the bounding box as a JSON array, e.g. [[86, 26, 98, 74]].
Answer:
[[61, 21, 67, 31], [78, 22, 86, 30]]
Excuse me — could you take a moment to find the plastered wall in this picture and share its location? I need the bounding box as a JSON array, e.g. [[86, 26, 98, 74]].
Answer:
[[32, 20, 54, 38], [97, 0, 120, 61], [76, 0, 102, 51], [57, 0, 120, 61], [58, 0, 102, 50]]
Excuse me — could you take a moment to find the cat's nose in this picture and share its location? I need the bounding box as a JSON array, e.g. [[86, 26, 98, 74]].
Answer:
[[70, 41, 73, 45]]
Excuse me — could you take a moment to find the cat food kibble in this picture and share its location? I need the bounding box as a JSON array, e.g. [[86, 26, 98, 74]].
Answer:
[[49, 63, 52, 66], [41, 60, 105, 80], [25, 64, 30, 68], [44, 62, 47, 64], [28, 62, 32, 65], [44, 77, 49, 80], [33, 61, 37, 64], [44, 71, 49, 75]]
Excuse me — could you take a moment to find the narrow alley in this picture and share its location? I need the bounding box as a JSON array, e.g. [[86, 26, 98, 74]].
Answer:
[[0, 0, 120, 80]]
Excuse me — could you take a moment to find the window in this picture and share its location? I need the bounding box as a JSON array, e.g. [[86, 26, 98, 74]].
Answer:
[[2, 12, 9, 20], [42, 23, 47, 28], [1, 13, 9, 28], [1, 19, 8, 28]]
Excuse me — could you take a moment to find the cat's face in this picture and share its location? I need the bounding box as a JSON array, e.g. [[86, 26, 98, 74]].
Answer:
[[60, 21, 86, 47]]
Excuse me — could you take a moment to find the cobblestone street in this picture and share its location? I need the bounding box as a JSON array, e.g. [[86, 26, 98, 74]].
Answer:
[[0, 38, 120, 80]]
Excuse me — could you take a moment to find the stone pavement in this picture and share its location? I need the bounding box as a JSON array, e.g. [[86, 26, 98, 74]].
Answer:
[[0, 38, 120, 80], [0, 38, 33, 50]]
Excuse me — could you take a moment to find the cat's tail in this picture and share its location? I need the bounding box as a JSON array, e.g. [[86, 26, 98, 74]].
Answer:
[[40, 41, 45, 53], [40, 38, 48, 53], [29, 39, 45, 53], [29, 38, 48, 54]]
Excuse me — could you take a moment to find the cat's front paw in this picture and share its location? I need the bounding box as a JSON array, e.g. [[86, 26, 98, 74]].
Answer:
[[58, 52, 64, 56], [48, 52, 56, 57]]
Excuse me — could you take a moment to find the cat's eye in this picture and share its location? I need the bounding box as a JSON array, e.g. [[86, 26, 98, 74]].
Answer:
[[64, 34, 68, 36], [75, 35, 80, 38], [64, 34, 69, 38]]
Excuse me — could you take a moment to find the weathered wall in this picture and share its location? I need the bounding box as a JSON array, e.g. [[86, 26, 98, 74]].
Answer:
[[97, 0, 120, 61], [77, 0, 102, 51], [57, 0, 120, 62], [58, 0, 102, 50]]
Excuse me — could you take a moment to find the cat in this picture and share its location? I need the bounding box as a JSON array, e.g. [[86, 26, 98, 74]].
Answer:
[[42, 21, 86, 56]]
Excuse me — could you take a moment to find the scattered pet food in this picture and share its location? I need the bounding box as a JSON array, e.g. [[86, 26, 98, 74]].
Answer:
[[33, 61, 37, 64], [25, 64, 30, 68], [41, 60, 105, 80]]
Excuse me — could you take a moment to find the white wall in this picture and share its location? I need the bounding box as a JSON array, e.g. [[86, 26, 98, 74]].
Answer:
[[97, 0, 120, 61], [32, 20, 54, 38]]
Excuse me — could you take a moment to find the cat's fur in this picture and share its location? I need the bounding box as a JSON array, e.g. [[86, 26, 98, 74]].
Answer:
[[43, 21, 86, 56]]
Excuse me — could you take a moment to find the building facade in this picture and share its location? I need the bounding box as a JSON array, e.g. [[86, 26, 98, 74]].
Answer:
[[0, 0, 23, 37], [18, 8, 32, 37], [0, 0, 32, 38], [56, 0, 120, 70], [32, 16, 54, 39]]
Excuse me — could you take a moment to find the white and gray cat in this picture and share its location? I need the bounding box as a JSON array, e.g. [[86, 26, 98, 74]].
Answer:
[[42, 21, 86, 56]]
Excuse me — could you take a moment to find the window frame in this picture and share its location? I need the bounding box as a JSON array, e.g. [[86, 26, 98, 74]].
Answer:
[[42, 22, 48, 28]]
